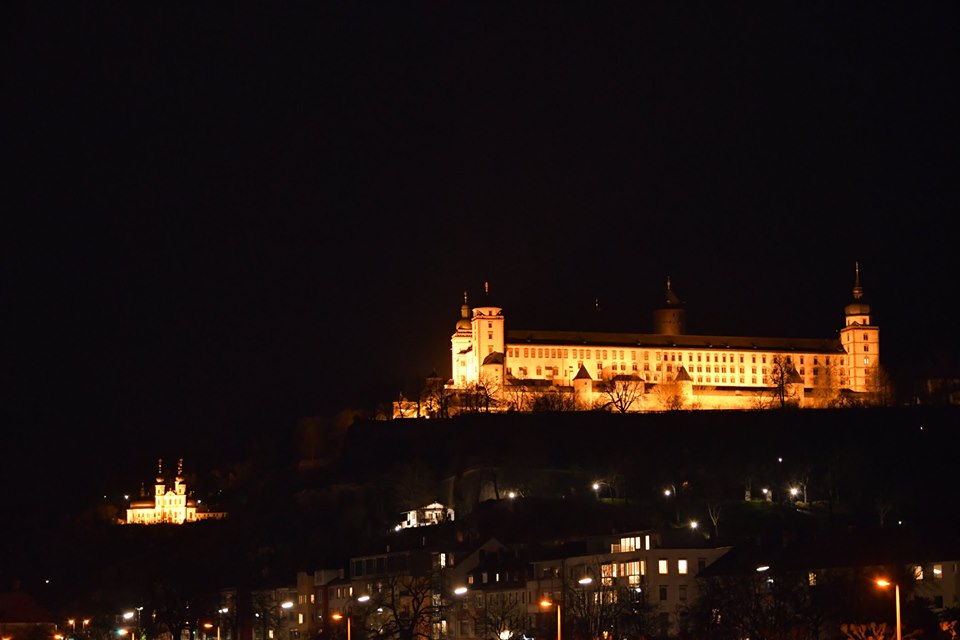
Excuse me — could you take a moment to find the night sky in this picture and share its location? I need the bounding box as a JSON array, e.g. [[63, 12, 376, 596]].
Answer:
[[5, 4, 959, 514]]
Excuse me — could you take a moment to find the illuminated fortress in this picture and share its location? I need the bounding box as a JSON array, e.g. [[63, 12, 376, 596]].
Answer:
[[400, 265, 881, 416]]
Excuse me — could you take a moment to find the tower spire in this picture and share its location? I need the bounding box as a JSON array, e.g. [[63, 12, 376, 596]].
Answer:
[[852, 261, 864, 300]]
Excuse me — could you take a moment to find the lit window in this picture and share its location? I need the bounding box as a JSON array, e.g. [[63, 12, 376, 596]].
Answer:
[[678, 559, 688, 575], [933, 564, 943, 579], [658, 559, 668, 575], [913, 565, 924, 580], [808, 571, 817, 586]]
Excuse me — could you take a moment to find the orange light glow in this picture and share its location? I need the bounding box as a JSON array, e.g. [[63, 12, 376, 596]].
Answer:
[[332, 613, 344, 621]]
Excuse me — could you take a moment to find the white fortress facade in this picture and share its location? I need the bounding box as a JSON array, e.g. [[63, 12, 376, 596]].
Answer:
[[430, 266, 880, 414]]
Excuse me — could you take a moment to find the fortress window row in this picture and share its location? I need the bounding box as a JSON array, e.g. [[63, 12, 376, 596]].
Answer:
[[506, 346, 847, 367]]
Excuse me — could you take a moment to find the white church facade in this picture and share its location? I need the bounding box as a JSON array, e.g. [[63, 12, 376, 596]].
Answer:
[[396, 265, 881, 417], [123, 458, 227, 525]]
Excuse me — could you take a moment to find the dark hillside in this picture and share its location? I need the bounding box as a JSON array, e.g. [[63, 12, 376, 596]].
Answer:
[[329, 407, 960, 535]]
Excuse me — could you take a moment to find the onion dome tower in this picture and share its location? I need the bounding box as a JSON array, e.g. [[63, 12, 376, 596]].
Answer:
[[451, 291, 474, 388], [839, 262, 880, 393]]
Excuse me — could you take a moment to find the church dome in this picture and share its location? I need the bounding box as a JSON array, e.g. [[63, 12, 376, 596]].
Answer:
[[482, 351, 505, 365], [844, 300, 871, 316]]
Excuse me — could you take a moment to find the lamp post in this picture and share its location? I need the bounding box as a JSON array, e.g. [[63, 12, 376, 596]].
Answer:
[[876, 579, 901, 640], [217, 607, 228, 640], [664, 483, 681, 524], [333, 595, 369, 640], [539, 600, 560, 640]]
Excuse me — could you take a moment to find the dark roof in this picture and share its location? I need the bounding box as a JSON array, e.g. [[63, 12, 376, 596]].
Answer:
[[506, 329, 844, 354], [701, 527, 960, 578], [482, 351, 505, 365]]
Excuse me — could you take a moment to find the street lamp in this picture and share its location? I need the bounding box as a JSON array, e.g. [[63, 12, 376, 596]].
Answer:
[[539, 600, 560, 640], [333, 595, 370, 640], [663, 483, 680, 523], [876, 579, 902, 640], [217, 608, 228, 640]]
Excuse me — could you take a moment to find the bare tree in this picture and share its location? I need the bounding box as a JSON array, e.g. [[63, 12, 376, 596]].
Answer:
[[367, 574, 438, 640], [459, 373, 502, 414], [597, 374, 645, 413], [530, 387, 578, 412], [420, 375, 451, 419], [876, 499, 895, 527], [469, 591, 528, 640], [249, 591, 285, 640], [566, 568, 656, 640], [501, 378, 531, 412], [769, 354, 800, 408], [707, 503, 722, 539], [810, 357, 841, 407], [867, 365, 897, 407], [654, 380, 685, 411]]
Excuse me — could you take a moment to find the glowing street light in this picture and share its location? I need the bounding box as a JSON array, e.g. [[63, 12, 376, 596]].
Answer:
[[333, 595, 370, 640], [876, 579, 902, 640], [539, 600, 560, 640], [663, 483, 680, 523]]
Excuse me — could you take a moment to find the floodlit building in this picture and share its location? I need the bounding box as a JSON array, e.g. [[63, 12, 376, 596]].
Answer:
[[123, 457, 227, 525], [397, 265, 882, 416], [396, 502, 456, 530]]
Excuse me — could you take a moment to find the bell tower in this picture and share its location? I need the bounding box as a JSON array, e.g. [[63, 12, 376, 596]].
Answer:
[[839, 263, 880, 393]]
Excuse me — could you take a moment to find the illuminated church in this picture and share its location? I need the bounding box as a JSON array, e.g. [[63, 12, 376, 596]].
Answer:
[[123, 458, 227, 525], [401, 265, 881, 416]]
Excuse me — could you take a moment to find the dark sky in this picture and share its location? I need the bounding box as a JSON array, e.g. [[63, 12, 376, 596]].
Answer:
[[5, 3, 959, 497]]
